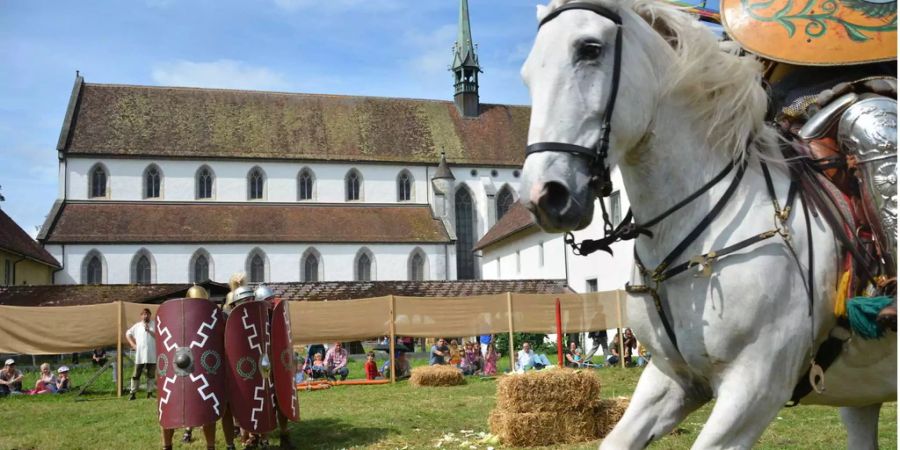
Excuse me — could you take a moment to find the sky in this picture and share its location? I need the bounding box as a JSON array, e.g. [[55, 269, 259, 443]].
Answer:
[[0, 0, 715, 237]]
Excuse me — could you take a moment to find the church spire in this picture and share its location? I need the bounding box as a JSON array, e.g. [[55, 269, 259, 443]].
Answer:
[[450, 0, 481, 117]]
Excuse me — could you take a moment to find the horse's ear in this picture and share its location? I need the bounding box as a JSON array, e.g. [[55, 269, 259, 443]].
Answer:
[[536, 4, 550, 22], [633, 4, 678, 48]]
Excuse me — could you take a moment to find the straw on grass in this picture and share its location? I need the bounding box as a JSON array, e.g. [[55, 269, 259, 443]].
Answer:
[[495, 368, 601, 413], [409, 365, 466, 387]]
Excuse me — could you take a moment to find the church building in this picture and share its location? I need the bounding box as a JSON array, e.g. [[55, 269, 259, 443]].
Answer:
[[38, 0, 530, 286]]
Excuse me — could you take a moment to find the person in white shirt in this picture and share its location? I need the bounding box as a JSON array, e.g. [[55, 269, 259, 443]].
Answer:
[[125, 308, 157, 400], [516, 341, 550, 371]]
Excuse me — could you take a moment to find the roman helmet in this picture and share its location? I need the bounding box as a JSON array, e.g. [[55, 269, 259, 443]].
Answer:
[[232, 286, 256, 306], [186, 284, 210, 300], [254, 284, 275, 302]]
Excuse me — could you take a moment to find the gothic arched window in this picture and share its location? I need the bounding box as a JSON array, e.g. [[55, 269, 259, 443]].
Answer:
[[248, 250, 266, 283], [248, 167, 265, 200], [193, 254, 209, 282], [455, 187, 476, 279], [355, 251, 372, 281], [144, 165, 161, 199], [409, 251, 426, 281], [89, 165, 108, 198], [133, 253, 153, 285], [196, 166, 214, 199], [397, 171, 412, 202], [345, 169, 361, 201], [298, 168, 315, 201], [496, 185, 515, 220], [84, 252, 104, 285], [303, 251, 319, 282]]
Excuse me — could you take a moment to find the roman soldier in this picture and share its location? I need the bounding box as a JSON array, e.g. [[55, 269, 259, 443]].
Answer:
[[720, 0, 897, 330], [155, 284, 228, 450]]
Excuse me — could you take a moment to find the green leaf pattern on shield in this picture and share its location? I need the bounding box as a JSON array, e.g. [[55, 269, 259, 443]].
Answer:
[[741, 0, 897, 41]]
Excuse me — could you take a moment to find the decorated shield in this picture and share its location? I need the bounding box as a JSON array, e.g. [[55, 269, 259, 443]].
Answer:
[[721, 0, 897, 65], [225, 301, 278, 434], [155, 298, 227, 429], [271, 299, 300, 421]]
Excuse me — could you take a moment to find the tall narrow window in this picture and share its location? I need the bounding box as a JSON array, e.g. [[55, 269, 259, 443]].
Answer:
[[609, 191, 621, 225], [196, 166, 213, 199], [249, 254, 265, 282], [356, 252, 372, 281], [409, 251, 425, 281], [193, 255, 209, 282], [516, 250, 521, 274], [90, 165, 107, 198], [496, 186, 515, 220], [4, 260, 12, 286], [298, 169, 314, 201], [455, 187, 476, 279], [346, 170, 361, 201], [539, 241, 545, 267], [248, 168, 265, 200], [144, 165, 161, 199], [397, 171, 412, 202], [86, 257, 102, 284], [303, 253, 319, 282], [135, 255, 152, 284]]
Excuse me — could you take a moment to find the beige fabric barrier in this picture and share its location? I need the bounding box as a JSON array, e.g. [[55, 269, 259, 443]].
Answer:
[[290, 296, 391, 345], [0, 292, 627, 354]]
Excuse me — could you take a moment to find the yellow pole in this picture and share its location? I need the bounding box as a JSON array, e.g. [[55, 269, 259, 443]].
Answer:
[[506, 292, 515, 373], [116, 301, 123, 397], [389, 295, 396, 384], [615, 290, 625, 369]]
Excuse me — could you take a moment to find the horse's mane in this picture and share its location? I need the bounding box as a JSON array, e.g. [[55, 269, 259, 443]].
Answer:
[[542, 0, 776, 160]]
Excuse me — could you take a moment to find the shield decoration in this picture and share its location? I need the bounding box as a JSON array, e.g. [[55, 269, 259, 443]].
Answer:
[[155, 298, 227, 429], [225, 301, 278, 433], [271, 299, 300, 421], [721, 0, 896, 65]]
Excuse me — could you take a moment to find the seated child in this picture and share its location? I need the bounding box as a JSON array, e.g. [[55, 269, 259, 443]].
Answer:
[[31, 363, 57, 395], [309, 353, 327, 379], [364, 352, 379, 380], [448, 339, 462, 367], [483, 343, 498, 376], [55, 366, 70, 393]]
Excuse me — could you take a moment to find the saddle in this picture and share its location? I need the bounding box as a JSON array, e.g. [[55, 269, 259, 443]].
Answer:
[[769, 67, 897, 330]]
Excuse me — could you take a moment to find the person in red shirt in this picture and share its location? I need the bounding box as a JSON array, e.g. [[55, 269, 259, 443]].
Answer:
[[364, 352, 380, 380]]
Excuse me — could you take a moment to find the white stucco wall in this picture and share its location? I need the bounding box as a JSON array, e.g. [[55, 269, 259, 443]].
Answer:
[[47, 242, 455, 285]]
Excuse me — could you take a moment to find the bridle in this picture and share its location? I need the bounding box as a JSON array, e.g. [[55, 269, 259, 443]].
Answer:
[[524, 2, 624, 198]]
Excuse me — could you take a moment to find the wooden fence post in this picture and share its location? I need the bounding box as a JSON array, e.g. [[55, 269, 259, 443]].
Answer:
[[116, 301, 123, 397], [506, 292, 515, 373], [389, 295, 396, 384], [615, 290, 625, 369]]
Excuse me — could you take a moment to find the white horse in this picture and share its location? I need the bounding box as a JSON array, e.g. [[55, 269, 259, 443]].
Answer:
[[518, 0, 897, 448]]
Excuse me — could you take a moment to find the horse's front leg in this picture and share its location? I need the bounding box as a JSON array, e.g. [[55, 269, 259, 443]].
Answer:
[[840, 403, 882, 450], [600, 362, 709, 450], [690, 359, 795, 449]]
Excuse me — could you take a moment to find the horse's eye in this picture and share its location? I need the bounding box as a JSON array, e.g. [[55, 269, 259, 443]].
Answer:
[[576, 42, 604, 62]]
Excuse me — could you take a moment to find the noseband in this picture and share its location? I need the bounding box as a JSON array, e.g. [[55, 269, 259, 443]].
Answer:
[[524, 2, 624, 197]]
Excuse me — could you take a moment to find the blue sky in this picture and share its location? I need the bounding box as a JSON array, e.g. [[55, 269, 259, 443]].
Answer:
[[0, 0, 715, 236]]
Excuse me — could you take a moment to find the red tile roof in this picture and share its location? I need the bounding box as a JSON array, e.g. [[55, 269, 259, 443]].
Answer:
[[0, 281, 229, 307], [266, 279, 572, 301], [473, 202, 539, 251], [0, 209, 60, 268], [61, 82, 531, 166], [40, 202, 451, 244]]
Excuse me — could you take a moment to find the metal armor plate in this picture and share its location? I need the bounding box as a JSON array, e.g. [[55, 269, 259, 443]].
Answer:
[[271, 299, 300, 421], [225, 301, 277, 434], [838, 95, 898, 272], [721, 0, 897, 65], [155, 298, 227, 429]]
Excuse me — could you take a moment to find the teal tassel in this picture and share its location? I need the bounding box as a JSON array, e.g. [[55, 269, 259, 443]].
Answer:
[[847, 296, 893, 340]]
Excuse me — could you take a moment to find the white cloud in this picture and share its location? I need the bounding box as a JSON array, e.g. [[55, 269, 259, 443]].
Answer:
[[151, 60, 292, 91], [406, 24, 457, 77]]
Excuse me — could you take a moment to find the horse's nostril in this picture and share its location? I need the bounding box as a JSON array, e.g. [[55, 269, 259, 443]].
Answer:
[[538, 181, 571, 214]]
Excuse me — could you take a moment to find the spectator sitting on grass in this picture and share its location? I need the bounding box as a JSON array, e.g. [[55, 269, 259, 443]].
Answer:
[[364, 352, 379, 380], [429, 338, 449, 365], [461, 341, 483, 375], [308, 353, 327, 379], [324, 342, 349, 381], [483, 343, 498, 375], [55, 366, 71, 393], [381, 351, 411, 379], [565, 341, 583, 368], [448, 339, 462, 367], [0, 359, 23, 396], [31, 363, 57, 394], [91, 348, 108, 367], [516, 342, 551, 371]]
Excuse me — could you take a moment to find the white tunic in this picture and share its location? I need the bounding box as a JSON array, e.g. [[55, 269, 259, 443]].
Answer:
[[126, 320, 157, 364]]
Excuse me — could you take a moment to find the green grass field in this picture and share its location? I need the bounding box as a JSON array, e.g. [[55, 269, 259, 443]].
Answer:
[[0, 357, 894, 449]]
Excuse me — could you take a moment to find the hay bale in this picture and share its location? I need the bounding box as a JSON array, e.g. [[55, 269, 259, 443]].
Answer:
[[594, 397, 630, 437], [495, 368, 600, 413], [489, 409, 600, 447], [409, 365, 465, 387]]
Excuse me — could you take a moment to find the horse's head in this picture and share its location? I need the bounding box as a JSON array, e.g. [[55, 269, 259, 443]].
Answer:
[[519, 0, 670, 232]]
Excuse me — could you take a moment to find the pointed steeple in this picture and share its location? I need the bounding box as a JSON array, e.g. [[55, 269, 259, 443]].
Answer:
[[450, 0, 481, 117]]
